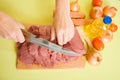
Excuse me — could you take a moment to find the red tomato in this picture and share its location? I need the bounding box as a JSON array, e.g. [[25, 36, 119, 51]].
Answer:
[[92, 0, 103, 6], [92, 37, 104, 51], [109, 23, 118, 32]]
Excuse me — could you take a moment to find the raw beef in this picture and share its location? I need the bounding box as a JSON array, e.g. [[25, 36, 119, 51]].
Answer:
[[17, 25, 86, 68]]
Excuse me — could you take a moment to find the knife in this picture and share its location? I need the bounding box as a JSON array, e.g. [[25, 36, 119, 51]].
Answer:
[[22, 29, 80, 56]]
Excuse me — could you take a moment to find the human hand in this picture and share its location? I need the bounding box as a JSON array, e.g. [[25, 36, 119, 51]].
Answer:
[[51, 11, 74, 45], [0, 12, 25, 43]]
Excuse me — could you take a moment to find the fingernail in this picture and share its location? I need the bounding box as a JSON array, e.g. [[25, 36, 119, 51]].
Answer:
[[58, 41, 63, 45]]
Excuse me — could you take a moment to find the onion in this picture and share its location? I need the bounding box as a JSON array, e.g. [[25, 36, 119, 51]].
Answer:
[[86, 49, 102, 66], [103, 6, 117, 18], [101, 30, 113, 43], [70, 0, 80, 12], [90, 6, 103, 19]]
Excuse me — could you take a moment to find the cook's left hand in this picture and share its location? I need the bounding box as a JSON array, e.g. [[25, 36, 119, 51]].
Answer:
[[51, 0, 75, 45], [51, 11, 74, 45]]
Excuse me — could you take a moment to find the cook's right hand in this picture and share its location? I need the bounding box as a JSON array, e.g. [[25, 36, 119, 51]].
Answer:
[[0, 11, 25, 43]]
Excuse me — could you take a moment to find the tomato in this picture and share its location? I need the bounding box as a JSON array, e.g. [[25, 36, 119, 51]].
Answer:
[[109, 23, 118, 32], [92, 37, 104, 51], [92, 0, 103, 6]]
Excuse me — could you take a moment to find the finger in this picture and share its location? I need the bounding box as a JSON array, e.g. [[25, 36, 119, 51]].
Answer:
[[63, 32, 69, 44], [14, 23, 25, 43], [50, 26, 55, 41], [15, 27, 25, 43], [10, 18, 25, 30], [7, 20, 25, 42], [0, 31, 9, 39], [4, 25, 18, 42], [0, 23, 18, 41], [2, 12, 25, 30], [7, 13, 25, 30], [0, 27, 5, 38], [9, 32, 18, 42], [1, 31, 17, 42], [57, 31, 64, 45]]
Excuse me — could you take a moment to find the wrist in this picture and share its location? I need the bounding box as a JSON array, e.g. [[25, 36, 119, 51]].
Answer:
[[55, 0, 70, 14]]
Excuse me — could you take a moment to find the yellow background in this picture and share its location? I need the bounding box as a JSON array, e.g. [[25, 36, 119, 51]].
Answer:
[[0, 0, 120, 80]]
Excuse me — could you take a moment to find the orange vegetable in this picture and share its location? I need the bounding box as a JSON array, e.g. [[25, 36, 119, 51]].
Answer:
[[72, 19, 93, 26], [109, 23, 118, 32], [70, 0, 80, 12], [103, 6, 117, 18], [90, 6, 103, 19], [86, 50, 102, 66], [92, 37, 104, 51], [70, 12, 85, 19], [101, 30, 113, 43], [92, 0, 103, 6]]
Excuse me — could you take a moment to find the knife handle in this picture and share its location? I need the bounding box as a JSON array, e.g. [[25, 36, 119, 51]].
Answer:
[[21, 29, 32, 42]]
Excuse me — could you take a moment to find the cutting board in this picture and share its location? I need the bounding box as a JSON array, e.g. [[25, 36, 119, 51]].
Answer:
[[0, 0, 120, 80]]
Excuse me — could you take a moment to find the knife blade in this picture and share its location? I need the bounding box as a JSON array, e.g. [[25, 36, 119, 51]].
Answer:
[[22, 29, 80, 56]]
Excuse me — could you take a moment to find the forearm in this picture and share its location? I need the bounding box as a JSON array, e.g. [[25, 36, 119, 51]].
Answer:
[[55, 0, 70, 15]]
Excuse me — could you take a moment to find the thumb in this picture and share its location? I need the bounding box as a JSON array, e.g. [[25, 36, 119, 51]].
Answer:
[[50, 26, 55, 41]]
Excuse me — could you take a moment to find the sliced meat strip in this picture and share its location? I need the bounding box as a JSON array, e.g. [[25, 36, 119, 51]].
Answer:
[[68, 28, 86, 54], [28, 43, 39, 56], [18, 43, 34, 65]]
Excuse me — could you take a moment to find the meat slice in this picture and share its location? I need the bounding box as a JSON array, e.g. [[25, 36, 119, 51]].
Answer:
[[65, 28, 86, 54], [17, 25, 86, 68], [28, 25, 39, 35], [38, 47, 52, 67], [18, 43, 34, 65], [28, 43, 39, 56]]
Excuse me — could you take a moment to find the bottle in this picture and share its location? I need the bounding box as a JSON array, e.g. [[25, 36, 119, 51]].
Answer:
[[84, 16, 112, 40]]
